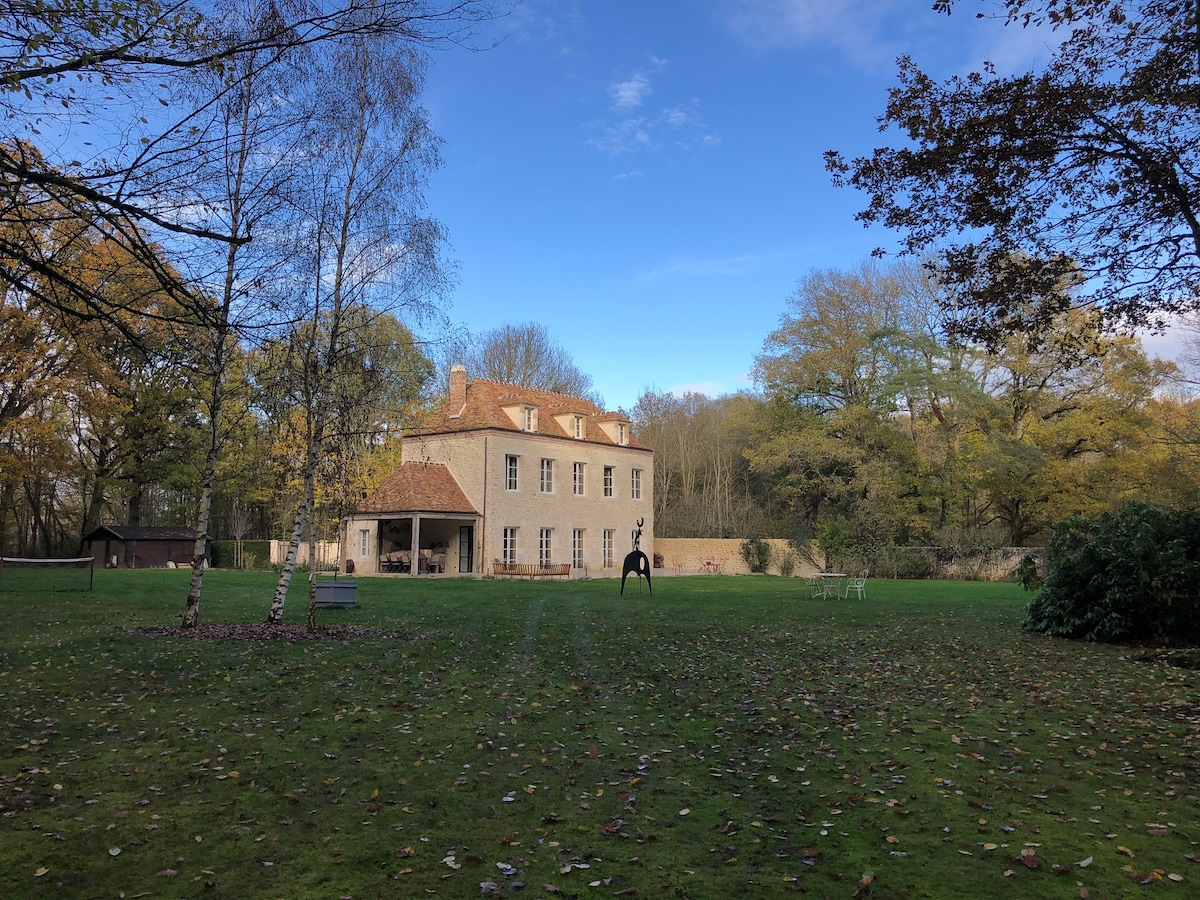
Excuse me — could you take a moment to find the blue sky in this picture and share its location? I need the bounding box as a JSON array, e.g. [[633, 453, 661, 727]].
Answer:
[[419, 0, 1081, 411]]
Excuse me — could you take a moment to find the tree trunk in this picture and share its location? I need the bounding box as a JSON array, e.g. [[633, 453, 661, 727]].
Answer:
[[306, 528, 318, 631], [268, 501, 307, 624], [183, 430, 217, 628]]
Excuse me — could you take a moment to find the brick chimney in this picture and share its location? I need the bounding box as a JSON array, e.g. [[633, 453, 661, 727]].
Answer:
[[449, 365, 467, 418]]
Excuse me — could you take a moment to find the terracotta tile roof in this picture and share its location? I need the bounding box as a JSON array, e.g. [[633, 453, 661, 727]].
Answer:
[[411, 376, 648, 449], [358, 463, 478, 515]]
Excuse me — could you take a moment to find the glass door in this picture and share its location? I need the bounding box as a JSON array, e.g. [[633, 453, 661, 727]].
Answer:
[[458, 526, 474, 574]]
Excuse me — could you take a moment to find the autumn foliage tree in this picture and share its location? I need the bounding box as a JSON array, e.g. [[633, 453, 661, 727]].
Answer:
[[825, 0, 1200, 344]]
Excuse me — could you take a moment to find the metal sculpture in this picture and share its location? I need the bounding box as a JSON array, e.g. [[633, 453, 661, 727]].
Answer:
[[620, 517, 652, 596]]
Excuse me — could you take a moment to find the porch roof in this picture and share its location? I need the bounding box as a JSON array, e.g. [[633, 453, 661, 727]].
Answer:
[[358, 462, 478, 517]]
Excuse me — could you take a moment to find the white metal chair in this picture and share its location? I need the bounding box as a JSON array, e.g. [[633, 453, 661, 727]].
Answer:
[[843, 577, 867, 600]]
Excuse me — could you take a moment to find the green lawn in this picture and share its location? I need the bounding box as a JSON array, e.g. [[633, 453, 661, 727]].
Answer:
[[1, 570, 1197, 899]]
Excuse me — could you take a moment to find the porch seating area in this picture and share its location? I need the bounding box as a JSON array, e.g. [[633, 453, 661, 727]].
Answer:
[[382, 549, 447, 574]]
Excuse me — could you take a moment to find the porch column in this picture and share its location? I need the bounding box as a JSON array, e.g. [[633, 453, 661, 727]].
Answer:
[[410, 514, 422, 577]]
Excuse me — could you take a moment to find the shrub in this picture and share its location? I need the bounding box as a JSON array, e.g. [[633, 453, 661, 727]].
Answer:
[[1024, 502, 1200, 644], [740, 535, 772, 574], [777, 552, 796, 578], [1012, 551, 1043, 592]]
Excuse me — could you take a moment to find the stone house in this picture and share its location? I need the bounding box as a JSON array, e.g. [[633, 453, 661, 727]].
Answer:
[[343, 365, 653, 577]]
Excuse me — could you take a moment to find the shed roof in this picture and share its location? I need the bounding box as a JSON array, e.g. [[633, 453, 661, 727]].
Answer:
[[84, 525, 199, 542]]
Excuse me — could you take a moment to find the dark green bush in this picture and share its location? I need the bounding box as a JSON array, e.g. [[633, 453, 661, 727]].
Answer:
[[740, 535, 772, 574], [1012, 551, 1043, 591], [1024, 502, 1200, 644]]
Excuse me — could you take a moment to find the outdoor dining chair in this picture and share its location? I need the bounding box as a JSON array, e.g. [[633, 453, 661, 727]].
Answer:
[[843, 577, 867, 600]]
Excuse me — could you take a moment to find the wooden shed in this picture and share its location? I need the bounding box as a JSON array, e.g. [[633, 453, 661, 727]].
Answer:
[[83, 525, 207, 570]]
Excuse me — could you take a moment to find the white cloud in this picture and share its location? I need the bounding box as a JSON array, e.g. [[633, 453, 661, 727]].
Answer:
[[610, 73, 653, 110], [667, 380, 726, 398], [662, 105, 693, 127], [611, 169, 645, 182], [586, 116, 655, 154], [588, 96, 715, 156], [667, 372, 754, 399], [718, 0, 1068, 75], [506, 0, 586, 45], [721, 0, 909, 68]]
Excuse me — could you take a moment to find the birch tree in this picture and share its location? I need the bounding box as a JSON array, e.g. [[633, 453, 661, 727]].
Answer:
[[266, 33, 448, 627], [2, 0, 497, 337]]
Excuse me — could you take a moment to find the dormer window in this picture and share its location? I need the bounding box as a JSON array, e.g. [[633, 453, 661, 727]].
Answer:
[[573, 416, 584, 439], [523, 407, 537, 432], [617, 423, 627, 446]]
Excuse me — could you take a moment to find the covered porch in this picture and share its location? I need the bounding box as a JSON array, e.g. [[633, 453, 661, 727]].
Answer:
[[376, 514, 480, 575], [350, 462, 481, 577]]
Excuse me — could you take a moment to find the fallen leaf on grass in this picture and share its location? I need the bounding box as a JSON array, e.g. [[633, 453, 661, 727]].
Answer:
[[1116, 846, 1134, 858], [1124, 869, 1162, 884], [34, 868, 48, 877]]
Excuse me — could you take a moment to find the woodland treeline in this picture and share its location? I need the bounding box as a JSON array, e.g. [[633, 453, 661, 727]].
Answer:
[[0, 231, 434, 559], [6, 255, 1199, 565], [633, 263, 1200, 557]]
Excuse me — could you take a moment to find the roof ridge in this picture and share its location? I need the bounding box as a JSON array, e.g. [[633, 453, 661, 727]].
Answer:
[[473, 377, 600, 407]]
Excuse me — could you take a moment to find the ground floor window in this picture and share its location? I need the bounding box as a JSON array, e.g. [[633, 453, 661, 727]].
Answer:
[[358, 528, 370, 557], [539, 528, 553, 566], [572, 529, 584, 569], [602, 529, 614, 568], [502, 527, 517, 565]]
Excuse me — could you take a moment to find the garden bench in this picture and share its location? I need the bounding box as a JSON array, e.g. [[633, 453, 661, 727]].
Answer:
[[492, 560, 571, 580]]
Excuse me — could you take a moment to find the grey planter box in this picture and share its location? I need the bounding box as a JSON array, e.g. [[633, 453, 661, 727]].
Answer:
[[314, 578, 357, 608]]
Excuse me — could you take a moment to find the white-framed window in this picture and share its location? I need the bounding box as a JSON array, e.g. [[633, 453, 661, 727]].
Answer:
[[573, 416, 584, 439], [572, 529, 584, 568], [505, 454, 518, 491], [602, 530, 614, 568], [539, 528, 553, 566], [523, 407, 537, 432], [631, 468, 642, 500], [617, 423, 627, 445], [603, 466, 614, 498], [540, 458, 554, 493], [502, 527, 518, 565], [358, 528, 370, 557], [573, 462, 585, 496]]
